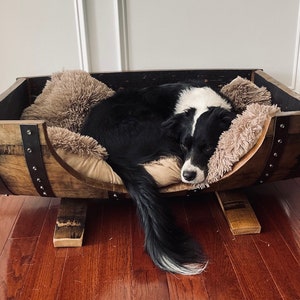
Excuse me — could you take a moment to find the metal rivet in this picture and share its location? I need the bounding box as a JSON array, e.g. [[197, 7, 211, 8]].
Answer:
[[279, 123, 285, 129], [259, 180, 264, 184], [277, 139, 283, 144], [32, 166, 37, 171], [40, 186, 44, 190], [269, 164, 273, 168], [36, 178, 41, 183], [273, 152, 278, 157], [42, 192, 47, 196], [265, 173, 269, 177], [26, 129, 32, 135], [26, 147, 32, 153]]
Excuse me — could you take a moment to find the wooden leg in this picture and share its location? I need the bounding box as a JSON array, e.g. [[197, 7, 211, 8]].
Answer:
[[215, 190, 261, 235], [53, 198, 88, 247]]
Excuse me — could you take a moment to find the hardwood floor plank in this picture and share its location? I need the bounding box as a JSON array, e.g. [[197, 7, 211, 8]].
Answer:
[[294, 177, 300, 187], [204, 195, 247, 300], [131, 205, 170, 300], [0, 178, 299, 300], [209, 195, 282, 299], [132, 269, 170, 300], [94, 200, 133, 299], [246, 182, 300, 299], [252, 228, 300, 299], [246, 183, 300, 262], [167, 274, 208, 300], [58, 199, 133, 300], [166, 197, 208, 300], [19, 199, 68, 300], [183, 194, 245, 300], [130, 204, 156, 271], [273, 179, 300, 246], [274, 179, 300, 216], [0, 237, 38, 299], [11, 196, 52, 238], [0, 196, 24, 253], [56, 200, 103, 300]]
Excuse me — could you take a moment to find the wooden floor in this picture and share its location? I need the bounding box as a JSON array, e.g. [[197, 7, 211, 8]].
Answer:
[[0, 178, 299, 300]]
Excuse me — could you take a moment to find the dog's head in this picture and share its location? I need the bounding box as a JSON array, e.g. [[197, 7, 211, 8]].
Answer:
[[163, 107, 236, 184]]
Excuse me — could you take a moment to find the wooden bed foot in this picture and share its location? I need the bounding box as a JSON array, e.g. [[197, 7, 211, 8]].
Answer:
[[215, 190, 261, 235], [53, 198, 88, 247]]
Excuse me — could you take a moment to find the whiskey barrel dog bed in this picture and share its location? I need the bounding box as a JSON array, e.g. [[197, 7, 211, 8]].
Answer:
[[0, 69, 299, 244]]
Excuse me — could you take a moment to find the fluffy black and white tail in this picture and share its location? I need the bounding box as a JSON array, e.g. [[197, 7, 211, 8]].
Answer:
[[114, 163, 208, 275]]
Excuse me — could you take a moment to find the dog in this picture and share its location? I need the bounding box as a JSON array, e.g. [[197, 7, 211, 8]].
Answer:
[[81, 81, 236, 275]]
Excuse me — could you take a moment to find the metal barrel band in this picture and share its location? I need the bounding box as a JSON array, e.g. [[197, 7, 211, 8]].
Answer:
[[257, 115, 290, 184], [20, 124, 55, 197]]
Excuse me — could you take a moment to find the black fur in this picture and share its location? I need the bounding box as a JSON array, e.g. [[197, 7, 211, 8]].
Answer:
[[81, 82, 235, 274], [164, 106, 236, 182]]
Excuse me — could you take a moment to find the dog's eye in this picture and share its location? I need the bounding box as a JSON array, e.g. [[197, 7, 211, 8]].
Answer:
[[203, 146, 214, 154], [181, 136, 192, 152], [199, 144, 214, 155]]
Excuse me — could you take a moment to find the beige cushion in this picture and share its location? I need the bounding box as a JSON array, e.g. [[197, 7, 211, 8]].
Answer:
[[21, 70, 115, 133], [54, 148, 182, 188], [47, 125, 182, 187]]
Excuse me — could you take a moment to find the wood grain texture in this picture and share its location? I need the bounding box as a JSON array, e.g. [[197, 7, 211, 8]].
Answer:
[[11, 196, 51, 238], [216, 190, 261, 235], [53, 198, 87, 247], [18, 199, 68, 300], [0, 237, 38, 299], [0, 179, 299, 299], [0, 196, 24, 251], [210, 198, 282, 299], [164, 199, 208, 300], [245, 181, 300, 300], [1, 116, 299, 198], [183, 194, 245, 300]]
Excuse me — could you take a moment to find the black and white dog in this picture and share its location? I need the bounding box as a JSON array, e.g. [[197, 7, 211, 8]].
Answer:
[[81, 82, 236, 275]]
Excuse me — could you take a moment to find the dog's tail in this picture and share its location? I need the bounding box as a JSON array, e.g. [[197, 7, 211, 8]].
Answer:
[[115, 163, 208, 275]]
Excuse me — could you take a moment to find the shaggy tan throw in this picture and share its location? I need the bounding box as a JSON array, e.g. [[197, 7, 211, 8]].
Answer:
[[47, 126, 108, 159], [203, 103, 280, 188], [221, 76, 272, 112], [21, 70, 115, 132]]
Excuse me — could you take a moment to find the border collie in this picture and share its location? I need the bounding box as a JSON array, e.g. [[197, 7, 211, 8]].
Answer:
[[81, 82, 236, 275]]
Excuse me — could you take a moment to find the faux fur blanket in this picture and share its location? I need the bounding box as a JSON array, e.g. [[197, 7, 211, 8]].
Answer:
[[205, 103, 279, 187], [21, 70, 280, 189], [22, 70, 115, 133]]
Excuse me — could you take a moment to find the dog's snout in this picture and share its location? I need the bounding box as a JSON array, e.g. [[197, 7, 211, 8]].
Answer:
[[182, 170, 197, 182], [181, 159, 206, 184]]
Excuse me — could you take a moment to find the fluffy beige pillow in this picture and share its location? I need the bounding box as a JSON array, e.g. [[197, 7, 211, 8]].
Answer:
[[47, 126, 108, 159], [21, 70, 115, 133], [221, 76, 272, 112], [205, 103, 279, 187], [47, 126, 182, 187]]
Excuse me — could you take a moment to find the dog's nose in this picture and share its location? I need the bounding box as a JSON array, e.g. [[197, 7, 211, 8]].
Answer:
[[182, 170, 196, 182]]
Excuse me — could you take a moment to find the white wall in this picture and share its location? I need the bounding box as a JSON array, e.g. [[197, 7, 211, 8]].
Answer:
[[85, 0, 121, 72], [123, 0, 300, 90], [0, 0, 81, 93], [1, 0, 300, 94]]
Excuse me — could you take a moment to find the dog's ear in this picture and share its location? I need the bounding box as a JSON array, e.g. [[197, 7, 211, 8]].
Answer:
[[162, 107, 196, 140], [210, 107, 236, 129], [220, 109, 236, 129], [162, 113, 186, 139]]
